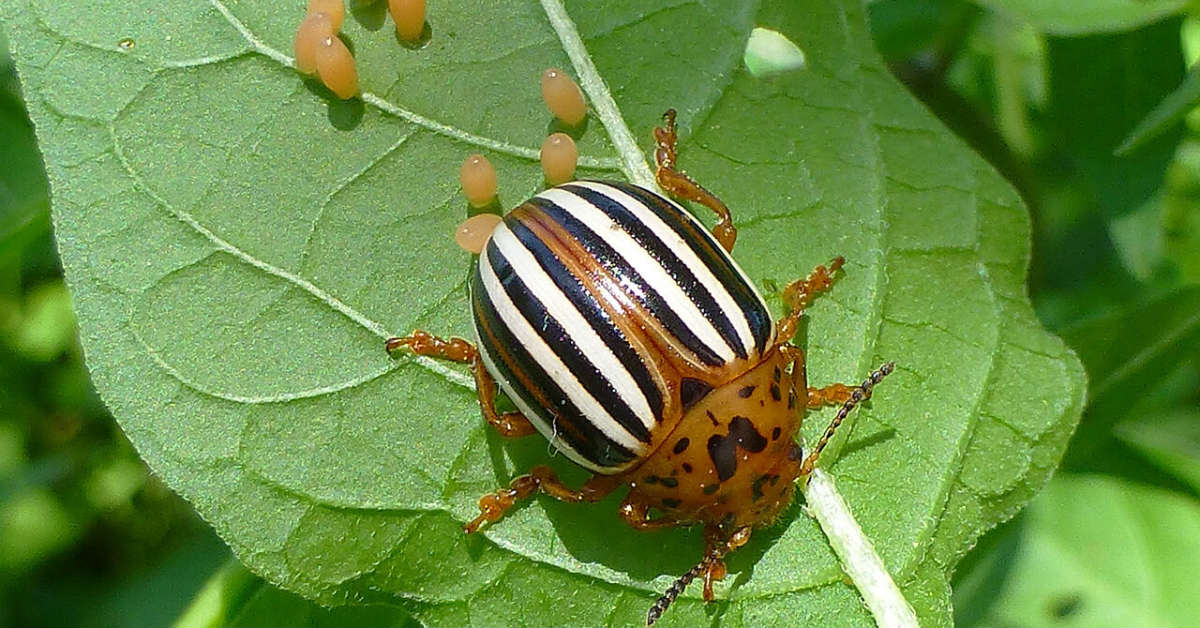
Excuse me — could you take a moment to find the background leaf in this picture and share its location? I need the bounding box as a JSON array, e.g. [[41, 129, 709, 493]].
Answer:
[[2, 0, 1084, 626], [1116, 410, 1200, 494], [959, 475, 1200, 626], [969, 0, 1187, 35]]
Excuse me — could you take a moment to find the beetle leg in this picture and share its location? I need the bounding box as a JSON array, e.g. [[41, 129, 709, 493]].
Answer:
[[799, 362, 895, 476], [775, 256, 845, 344], [464, 466, 620, 533], [386, 330, 536, 438], [472, 360, 538, 438], [654, 108, 737, 252], [700, 525, 752, 600], [385, 329, 476, 362], [806, 383, 855, 408], [617, 493, 684, 531], [647, 525, 752, 626]]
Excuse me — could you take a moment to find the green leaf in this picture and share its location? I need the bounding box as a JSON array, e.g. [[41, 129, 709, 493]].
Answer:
[[968, 474, 1200, 626], [1047, 17, 1186, 218], [1116, 409, 1200, 494], [1117, 63, 1200, 156], [2, 0, 1084, 625], [969, 0, 1187, 35], [1061, 287, 1200, 468]]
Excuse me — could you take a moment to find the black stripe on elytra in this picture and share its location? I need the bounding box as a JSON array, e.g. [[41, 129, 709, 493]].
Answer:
[[506, 215, 665, 423], [527, 195, 724, 367], [602, 180, 773, 354], [560, 184, 747, 361], [487, 245, 652, 445], [472, 264, 637, 468]]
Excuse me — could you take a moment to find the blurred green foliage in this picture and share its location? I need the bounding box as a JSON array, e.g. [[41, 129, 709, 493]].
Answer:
[[1, 0, 1199, 625]]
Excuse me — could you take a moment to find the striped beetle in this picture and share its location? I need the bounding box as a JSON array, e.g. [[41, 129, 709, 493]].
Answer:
[[387, 109, 893, 625]]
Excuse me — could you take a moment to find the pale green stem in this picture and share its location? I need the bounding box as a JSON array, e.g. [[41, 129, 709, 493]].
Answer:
[[803, 469, 920, 628]]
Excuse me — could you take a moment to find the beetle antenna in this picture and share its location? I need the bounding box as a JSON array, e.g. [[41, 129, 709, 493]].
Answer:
[[647, 558, 707, 627], [800, 362, 894, 476]]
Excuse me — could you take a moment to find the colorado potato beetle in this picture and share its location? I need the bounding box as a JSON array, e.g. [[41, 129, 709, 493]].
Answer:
[[387, 109, 893, 625]]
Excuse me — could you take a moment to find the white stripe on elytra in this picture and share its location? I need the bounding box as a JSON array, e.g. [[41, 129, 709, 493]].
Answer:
[[491, 226, 656, 432], [479, 255, 647, 455], [572, 181, 758, 356], [537, 187, 736, 362], [472, 333, 613, 473]]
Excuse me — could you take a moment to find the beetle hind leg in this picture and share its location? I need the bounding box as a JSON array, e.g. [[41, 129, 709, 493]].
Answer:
[[386, 330, 536, 438], [654, 108, 737, 252]]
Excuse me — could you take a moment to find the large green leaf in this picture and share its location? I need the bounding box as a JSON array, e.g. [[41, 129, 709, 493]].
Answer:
[[966, 475, 1200, 626], [3, 0, 1084, 625]]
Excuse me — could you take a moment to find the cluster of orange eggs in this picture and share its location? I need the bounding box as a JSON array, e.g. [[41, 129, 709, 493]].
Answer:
[[292, 4, 588, 254], [455, 68, 589, 253], [293, 0, 426, 99]]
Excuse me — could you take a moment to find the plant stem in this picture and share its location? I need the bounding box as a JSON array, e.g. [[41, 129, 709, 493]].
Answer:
[[803, 469, 920, 628]]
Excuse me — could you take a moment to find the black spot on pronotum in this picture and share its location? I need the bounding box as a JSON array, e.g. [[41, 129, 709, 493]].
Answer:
[[660, 476, 679, 488], [737, 385, 755, 398], [673, 438, 690, 455], [730, 417, 768, 453], [702, 483, 719, 495], [707, 434, 737, 482], [751, 475, 769, 501], [772, 426, 781, 440], [769, 383, 781, 402], [706, 417, 769, 481], [680, 377, 712, 410], [662, 497, 682, 509]]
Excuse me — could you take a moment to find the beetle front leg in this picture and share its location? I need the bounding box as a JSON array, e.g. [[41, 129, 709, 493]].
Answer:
[[654, 108, 737, 252], [464, 465, 620, 533], [775, 256, 845, 344], [386, 330, 536, 438], [799, 361, 895, 476], [807, 383, 855, 408]]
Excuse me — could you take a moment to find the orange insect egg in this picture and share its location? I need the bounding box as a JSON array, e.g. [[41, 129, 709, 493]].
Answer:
[[454, 213, 503, 254], [460, 154, 498, 208], [541, 68, 587, 126], [294, 12, 334, 75], [315, 35, 358, 99], [540, 132, 578, 185], [307, 0, 345, 31], [388, 0, 426, 42]]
